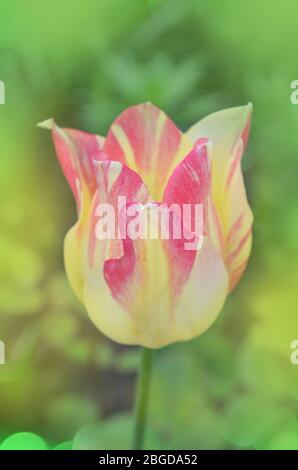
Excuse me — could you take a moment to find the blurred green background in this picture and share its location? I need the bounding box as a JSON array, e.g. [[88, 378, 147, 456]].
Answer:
[[1, 0, 298, 450]]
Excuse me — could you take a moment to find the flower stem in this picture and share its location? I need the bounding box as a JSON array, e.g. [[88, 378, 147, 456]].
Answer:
[[133, 347, 153, 450]]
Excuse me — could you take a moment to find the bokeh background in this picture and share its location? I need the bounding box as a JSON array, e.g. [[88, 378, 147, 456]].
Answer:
[[1, 0, 298, 450]]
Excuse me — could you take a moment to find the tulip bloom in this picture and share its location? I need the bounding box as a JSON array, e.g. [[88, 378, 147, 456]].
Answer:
[[39, 103, 253, 348]]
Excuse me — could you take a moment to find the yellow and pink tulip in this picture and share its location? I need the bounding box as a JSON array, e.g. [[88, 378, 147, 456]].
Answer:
[[39, 102, 253, 348]]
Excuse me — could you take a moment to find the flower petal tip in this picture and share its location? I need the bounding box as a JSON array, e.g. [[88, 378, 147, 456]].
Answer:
[[194, 137, 211, 153], [246, 101, 253, 116], [37, 118, 54, 130]]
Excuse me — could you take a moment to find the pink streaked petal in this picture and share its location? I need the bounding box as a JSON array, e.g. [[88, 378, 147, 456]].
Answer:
[[103, 205, 170, 331], [83, 235, 228, 348], [104, 227, 141, 312], [163, 138, 211, 227], [228, 258, 250, 292], [103, 102, 192, 199], [162, 139, 212, 298], [170, 239, 228, 343], [186, 104, 253, 290], [43, 120, 105, 210], [223, 151, 253, 291], [186, 104, 253, 167], [104, 230, 229, 347], [64, 160, 149, 309], [104, 140, 214, 315], [225, 138, 243, 189], [86, 161, 150, 272]]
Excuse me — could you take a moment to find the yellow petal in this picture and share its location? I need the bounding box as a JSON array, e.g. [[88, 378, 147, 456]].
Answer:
[[187, 104, 253, 290]]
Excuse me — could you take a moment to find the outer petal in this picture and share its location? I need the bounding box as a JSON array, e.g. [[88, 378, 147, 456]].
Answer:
[[167, 238, 228, 343], [162, 138, 212, 297], [96, 232, 228, 348], [65, 160, 149, 303], [103, 102, 192, 200], [38, 119, 105, 213], [82, 161, 157, 344], [162, 139, 228, 343], [38, 120, 106, 300], [88, 141, 228, 348], [186, 104, 253, 290], [87, 160, 150, 271]]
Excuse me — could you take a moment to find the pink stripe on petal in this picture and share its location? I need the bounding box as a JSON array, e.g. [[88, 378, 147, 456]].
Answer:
[[51, 123, 105, 210], [103, 203, 167, 316], [103, 103, 192, 199], [226, 227, 252, 265], [163, 139, 210, 208], [226, 213, 244, 245], [226, 139, 243, 189], [86, 161, 150, 287], [228, 259, 249, 291], [186, 104, 253, 290], [104, 235, 140, 311], [102, 129, 127, 166], [241, 107, 252, 151], [162, 139, 212, 300]]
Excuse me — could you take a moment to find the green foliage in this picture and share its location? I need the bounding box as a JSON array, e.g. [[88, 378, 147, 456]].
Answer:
[[73, 414, 162, 450], [0, 433, 47, 450]]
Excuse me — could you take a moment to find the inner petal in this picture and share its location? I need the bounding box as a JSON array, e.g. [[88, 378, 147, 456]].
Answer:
[[103, 102, 192, 200]]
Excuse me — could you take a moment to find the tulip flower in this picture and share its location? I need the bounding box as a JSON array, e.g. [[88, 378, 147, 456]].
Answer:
[[39, 102, 252, 349]]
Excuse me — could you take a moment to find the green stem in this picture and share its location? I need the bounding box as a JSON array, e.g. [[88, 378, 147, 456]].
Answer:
[[132, 347, 153, 450]]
